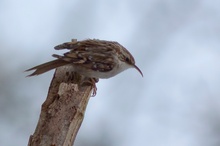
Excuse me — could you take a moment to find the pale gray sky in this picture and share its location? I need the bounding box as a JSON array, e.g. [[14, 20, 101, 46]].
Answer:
[[1, 0, 220, 146]]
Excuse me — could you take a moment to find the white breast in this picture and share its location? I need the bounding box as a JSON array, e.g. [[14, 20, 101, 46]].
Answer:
[[88, 59, 133, 79]]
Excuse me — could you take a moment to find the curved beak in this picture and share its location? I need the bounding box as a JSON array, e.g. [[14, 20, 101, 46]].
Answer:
[[134, 64, 143, 77]]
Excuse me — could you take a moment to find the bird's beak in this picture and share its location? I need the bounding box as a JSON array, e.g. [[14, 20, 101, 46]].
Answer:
[[134, 64, 143, 77]]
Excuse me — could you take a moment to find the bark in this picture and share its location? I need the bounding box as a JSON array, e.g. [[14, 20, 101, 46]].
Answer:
[[28, 65, 94, 146]]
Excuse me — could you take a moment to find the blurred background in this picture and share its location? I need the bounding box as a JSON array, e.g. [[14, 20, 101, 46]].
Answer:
[[1, 0, 220, 146]]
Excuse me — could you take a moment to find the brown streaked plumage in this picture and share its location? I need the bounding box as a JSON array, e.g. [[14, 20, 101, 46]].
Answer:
[[26, 39, 143, 78]]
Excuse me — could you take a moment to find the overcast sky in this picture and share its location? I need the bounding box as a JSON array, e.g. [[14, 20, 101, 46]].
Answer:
[[1, 0, 220, 146]]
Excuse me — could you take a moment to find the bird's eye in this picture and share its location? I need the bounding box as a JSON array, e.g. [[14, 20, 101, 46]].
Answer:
[[125, 57, 130, 62]]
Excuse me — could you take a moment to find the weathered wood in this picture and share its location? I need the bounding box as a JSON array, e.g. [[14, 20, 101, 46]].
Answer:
[[28, 65, 94, 146]]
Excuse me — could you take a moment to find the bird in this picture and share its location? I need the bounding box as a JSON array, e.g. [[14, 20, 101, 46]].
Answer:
[[26, 39, 143, 79]]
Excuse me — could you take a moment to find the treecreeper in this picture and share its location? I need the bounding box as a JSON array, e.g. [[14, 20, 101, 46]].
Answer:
[[26, 39, 143, 96]]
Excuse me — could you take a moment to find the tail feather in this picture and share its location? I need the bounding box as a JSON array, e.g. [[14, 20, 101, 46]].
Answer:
[[26, 59, 69, 76]]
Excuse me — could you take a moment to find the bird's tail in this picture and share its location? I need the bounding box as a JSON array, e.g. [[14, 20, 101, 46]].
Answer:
[[25, 59, 69, 76]]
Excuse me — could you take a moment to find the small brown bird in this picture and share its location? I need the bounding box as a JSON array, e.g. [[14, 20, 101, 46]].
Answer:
[[26, 39, 143, 78]]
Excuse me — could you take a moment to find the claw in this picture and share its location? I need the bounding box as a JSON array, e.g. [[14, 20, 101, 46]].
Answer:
[[82, 78, 99, 97]]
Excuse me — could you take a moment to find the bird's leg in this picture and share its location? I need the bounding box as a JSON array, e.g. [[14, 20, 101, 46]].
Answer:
[[82, 78, 99, 97]]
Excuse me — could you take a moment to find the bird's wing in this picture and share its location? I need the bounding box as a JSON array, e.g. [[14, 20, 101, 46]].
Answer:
[[53, 39, 117, 72]]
